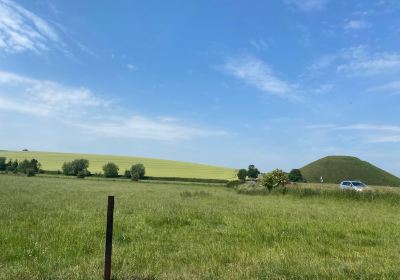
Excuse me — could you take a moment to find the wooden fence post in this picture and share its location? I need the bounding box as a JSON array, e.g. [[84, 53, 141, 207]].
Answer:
[[104, 195, 114, 280]]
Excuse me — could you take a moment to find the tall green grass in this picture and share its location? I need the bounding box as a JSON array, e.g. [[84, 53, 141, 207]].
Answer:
[[1, 175, 400, 279]]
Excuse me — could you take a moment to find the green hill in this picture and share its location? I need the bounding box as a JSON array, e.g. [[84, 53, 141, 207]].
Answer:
[[0, 151, 237, 180], [300, 156, 400, 187]]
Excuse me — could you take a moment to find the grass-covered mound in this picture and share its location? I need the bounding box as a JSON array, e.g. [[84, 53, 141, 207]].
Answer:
[[300, 156, 400, 187], [0, 150, 236, 180]]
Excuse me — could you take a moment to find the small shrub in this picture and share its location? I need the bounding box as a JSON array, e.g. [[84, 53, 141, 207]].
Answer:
[[288, 169, 304, 182], [131, 171, 140, 181], [26, 168, 36, 177], [124, 169, 131, 179], [237, 169, 247, 181], [226, 180, 243, 188], [102, 162, 119, 178], [0, 157, 6, 171], [6, 159, 18, 173], [260, 169, 288, 192], [62, 159, 89, 176], [17, 159, 31, 174], [235, 183, 268, 195], [77, 170, 86, 179], [130, 164, 145, 181]]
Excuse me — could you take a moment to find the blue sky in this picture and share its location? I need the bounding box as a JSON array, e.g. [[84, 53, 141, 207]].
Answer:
[[1, 0, 400, 175]]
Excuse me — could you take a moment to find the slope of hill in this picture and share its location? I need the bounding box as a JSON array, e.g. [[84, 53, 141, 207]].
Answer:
[[0, 151, 237, 180], [300, 156, 400, 187]]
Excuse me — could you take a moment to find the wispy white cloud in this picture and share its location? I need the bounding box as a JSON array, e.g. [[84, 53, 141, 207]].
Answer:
[[283, 0, 329, 11], [0, 0, 61, 53], [126, 64, 137, 70], [221, 54, 298, 100], [79, 116, 228, 141], [337, 46, 400, 76], [308, 123, 400, 132], [368, 135, 400, 143], [250, 39, 269, 50], [308, 123, 400, 144], [344, 20, 371, 30], [0, 71, 227, 141], [75, 41, 96, 57], [0, 71, 109, 117], [309, 46, 400, 77], [369, 80, 400, 94]]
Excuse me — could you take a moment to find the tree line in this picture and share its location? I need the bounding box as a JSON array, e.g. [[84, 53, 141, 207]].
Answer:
[[236, 164, 304, 183], [0, 157, 146, 181], [235, 164, 305, 192], [61, 159, 146, 181], [0, 157, 41, 176]]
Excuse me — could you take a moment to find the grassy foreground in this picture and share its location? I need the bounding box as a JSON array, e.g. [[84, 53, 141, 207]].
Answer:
[[0, 151, 237, 180], [1, 175, 400, 279]]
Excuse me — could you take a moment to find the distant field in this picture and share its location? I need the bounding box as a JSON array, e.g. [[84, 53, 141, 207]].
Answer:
[[0, 151, 237, 180], [1, 175, 400, 279]]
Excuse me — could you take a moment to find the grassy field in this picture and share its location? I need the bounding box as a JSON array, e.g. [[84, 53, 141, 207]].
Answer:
[[0, 151, 237, 180], [1, 175, 400, 279]]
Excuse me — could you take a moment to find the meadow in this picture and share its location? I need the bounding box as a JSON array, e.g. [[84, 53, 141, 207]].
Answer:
[[0, 151, 237, 180], [1, 175, 400, 279]]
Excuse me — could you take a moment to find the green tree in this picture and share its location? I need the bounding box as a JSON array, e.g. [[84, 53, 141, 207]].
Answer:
[[130, 164, 145, 181], [0, 157, 6, 171], [102, 162, 119, 178], [30, 159, 41, 173], [288, 169, 303, 182], [124, 169, 131, 179], [17, 159, 31, 174], [260, 169, 288, 192], [62, 162, 75, 176], [62, 159, 89, 177], [6, 159, 18, 173], [247, 164, 260, 179], [237, 169, 247, 181]]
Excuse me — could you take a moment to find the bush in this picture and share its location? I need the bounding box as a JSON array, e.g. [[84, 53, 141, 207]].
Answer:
[[235, 183, 268, 195], [237, 169, 247, 181], [29, 159, 41, 173], [0, 157, 6, 171], [124, 169, 131, 179], [26, 168, 36, 177], [288, 169, 304, 182], [17, 159, 31, 174], [102, 162, 119, 178], [6, 159, 18, 173], [130, 164, 145, 181], [247, 165, 260, 179], [62, 162, 75, 176], [62, 159, 89, 176], [260, 169, 288, 192], [226, 180, 243, 188], [77, 170, 86, 179]]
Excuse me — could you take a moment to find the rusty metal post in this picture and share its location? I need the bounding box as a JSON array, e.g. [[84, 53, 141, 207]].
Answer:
[[104, 195, 114, 280]]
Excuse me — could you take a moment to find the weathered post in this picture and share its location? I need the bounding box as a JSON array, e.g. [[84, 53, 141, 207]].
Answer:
[[104, 195, 114, 280]]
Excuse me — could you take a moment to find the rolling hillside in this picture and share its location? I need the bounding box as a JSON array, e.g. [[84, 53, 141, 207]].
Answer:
[[300, 156, 400, 187], [0, 151, 237, 180]]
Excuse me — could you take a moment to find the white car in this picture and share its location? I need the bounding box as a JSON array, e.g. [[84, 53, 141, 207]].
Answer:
[[339, 180, 367, 191]]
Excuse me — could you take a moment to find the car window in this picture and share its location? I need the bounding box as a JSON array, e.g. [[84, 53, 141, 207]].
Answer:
[[351, 182, 364, 187]]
